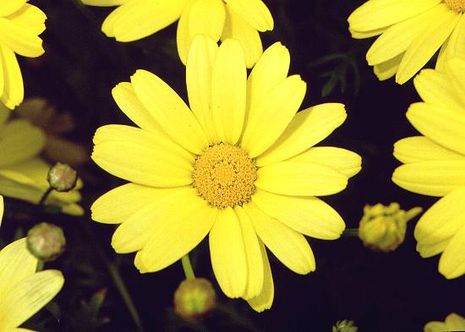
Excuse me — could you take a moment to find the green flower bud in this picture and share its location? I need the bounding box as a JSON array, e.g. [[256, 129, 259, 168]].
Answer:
[[332, 320, 358, 332], [26, 222, 66, 261], [174, 278, 216, 321], [47, 162, 78, 192]]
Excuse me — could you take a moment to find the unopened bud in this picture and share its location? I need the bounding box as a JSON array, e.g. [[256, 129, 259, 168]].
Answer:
[[332, 320, 358, 332], [26, 222, 66, 261], [174, 278, 216, 321], [359, 203, 422, 252], [47, 162, 77, 192]]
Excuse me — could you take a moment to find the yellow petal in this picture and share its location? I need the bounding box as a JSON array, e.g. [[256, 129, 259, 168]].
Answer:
[[417, 239, 449, 258], [252, 189, 345, 240], [0, 270, 64, 328], [92, 124, 194, 187], [176, 1, 194, 65], [407, 102, 465, 155], [0, 17, 44, 57], [135, 190, 216, 273], [0, 44, 23, 109], [225, 0, 273, 31], [445, 57, 465, 105], [424, 321, 448, 332], [211, 38, 246, 144], [10, 4, 47, 36], [257, 103, 347, 166], [393, 161, 465, 197], [445, 313, 465, 329], [188, 0, 225, 41], [349, 26, 386, 39], [82, 0, 128, 6], [373, 52, 402, 81], [0, 0, 26, 17], [241, 75, 306, 157], [0, 195, 3, 227], [256, 160, 348, 196], [439, 223, 465, 279], [393, 136, 464, 164], [244, 202, 315, 274], [396, 5, 459, 84], [44, 136, 88, 166], [436, 14, 465, 70], [130, 69, 208, 154], [209, 207, 247, 298]]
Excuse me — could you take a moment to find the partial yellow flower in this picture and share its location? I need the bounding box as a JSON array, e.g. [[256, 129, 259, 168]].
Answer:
[[424, 313, 465, 332], [81, 0, 273, 67], [0, 1, 46, 109], [0, 237, 64, 331], [392, 57, 465, 279], [0, 106, 83, 216], [348, 0, 465, 84], [91, 35, 362, 311]]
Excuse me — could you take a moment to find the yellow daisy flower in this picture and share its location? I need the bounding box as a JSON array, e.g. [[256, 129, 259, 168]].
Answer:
[[424, 313, 465, 332], [0, 106, 83, 216], [348, 0, 465, 84], [91, 35, 361, 311], [0, 0, 46, 109], [0, 237, 64, 331], [392, 58, 465, 279], [81, 0, 273, 67]]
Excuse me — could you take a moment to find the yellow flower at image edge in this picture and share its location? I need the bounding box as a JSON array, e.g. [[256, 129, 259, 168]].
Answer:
[[91, 36, 362, 311], [0, 1, 46, 109], [81, 0, 273, 67], [392, 57, 465, 279], [424, 313, 465, 332], [0, 238, 64, 331], [348, 0, 465, 84]]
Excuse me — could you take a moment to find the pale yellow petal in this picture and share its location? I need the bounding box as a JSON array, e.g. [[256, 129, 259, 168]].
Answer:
[[225, 0, 273, 31], [92, 124, 194, 187], [0, 17, 44, 57], [436, 14, 465, 70], [373, 53, 402, 81], [256, 161, 348, 196], [9, 4, 47, 35], [0, 0, 26, 17], [257, 103, 347, 166], [130, 69, 208, 153], [241, 75, 306, 157], [209, 207, 247, 298], [394, 136, 464, 164], [445, 313, 465, 329], [0, 44, 23, 109], [211, 38, 246, 144], [424, 321, 448, 332], [244, 202, 315, 274], [252, 189, 345, 240], [439, 223, 465, 279]]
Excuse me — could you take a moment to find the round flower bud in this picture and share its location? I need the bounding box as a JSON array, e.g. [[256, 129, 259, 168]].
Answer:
[[332, 320, 358, 332], [47, 162, 78, 192], [174, 278, 216, 321], [26, 222, 66, 261], [358, 203, 422, 252]]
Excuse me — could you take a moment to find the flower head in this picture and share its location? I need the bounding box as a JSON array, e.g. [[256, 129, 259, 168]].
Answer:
[[91, 36, 361, 311], [348, 0, 465, 84], [424, 313, 465, 332], [0, 238, 64, 330], [392, 57, 465, 278], [81, 0, 273, 67], [0, 1, 46, 109]]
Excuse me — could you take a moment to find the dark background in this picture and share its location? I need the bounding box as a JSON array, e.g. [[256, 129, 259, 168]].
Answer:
[[2, 0, 463, 331]]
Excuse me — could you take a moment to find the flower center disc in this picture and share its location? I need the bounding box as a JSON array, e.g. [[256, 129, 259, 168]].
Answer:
[[444, 0, 465, 12], [192, 143, 257, 209]]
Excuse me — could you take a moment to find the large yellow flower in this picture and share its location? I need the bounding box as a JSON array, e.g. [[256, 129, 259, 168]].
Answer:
[[0, 238, 64, 331], [392, 58, 465, 279], [0, 0, 46, 109], [348, 0, 465, 84], [81, 0, 273, 67], [0, 106, 83, 216], [424, 313, 465, 332], [91, 36, 361, 311]]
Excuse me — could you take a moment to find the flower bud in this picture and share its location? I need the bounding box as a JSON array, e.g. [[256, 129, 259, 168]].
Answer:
[[26, 222, 66, 261], [358, 203, 422, 252], [332, 320, 358, 332], [47, 162, 78, 192], [174, 278, 216, 321]]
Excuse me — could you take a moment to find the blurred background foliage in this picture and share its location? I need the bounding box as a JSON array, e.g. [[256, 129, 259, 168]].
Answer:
[[2, 0, 463, 331]]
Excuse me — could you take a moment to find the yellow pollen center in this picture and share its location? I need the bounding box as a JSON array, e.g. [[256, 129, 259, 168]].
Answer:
[[192, 143, 257, 209], [444, 0, 465, 12]]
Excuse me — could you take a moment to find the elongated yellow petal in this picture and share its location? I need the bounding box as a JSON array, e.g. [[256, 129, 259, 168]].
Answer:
[[394, 136, 464, 164], [135, 190, 216, 273], [225, 0, 273, 31], [241, 75, 306, 157], [257, 103, 347, 166], [445, 313, 465, 329], [131, 69, 208, 153], [0, 0, 26, 17], [439, 223, 465, 279], [349, 26, 386, 39], [445, 57, 465, 105], [235, 206, 264, 299], [10, 4, 47, 35], [436, 14, 465, 70], [188, 0, 225, 41], [0, 44, 23, 109], [92, 124, 194, 187], [245, 203, 315, 274], [211, 39, 246, 144], [0, 270, 64, 328], [82, 0, 128, 6], [0, 17, 44, 57], [424, 321, 448, 332], [393, 161, 465, 197], [209, 208, 247, 298], [373, 52, 402, 81], [252, 189, 345, 240], [176, 1, 194, 65], [417, 239, 449, 258], [256, 161, 348, 196]]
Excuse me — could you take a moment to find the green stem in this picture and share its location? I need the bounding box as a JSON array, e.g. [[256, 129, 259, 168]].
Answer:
[[342, 228, 359, 237], [38, 187, 53, 206], [181, 255, 195, 279]]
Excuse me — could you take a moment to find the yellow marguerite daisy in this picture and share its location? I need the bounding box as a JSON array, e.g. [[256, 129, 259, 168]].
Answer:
[[392, 58, 465, 279], [0, 238, 64, 331], [424, 313, 465, 332], [81, 0, 273, 67], [348, 0, 465, 84], [0, 106, 83, 216], [0, 0, 46, 109], [91, 35, 361, 311]]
